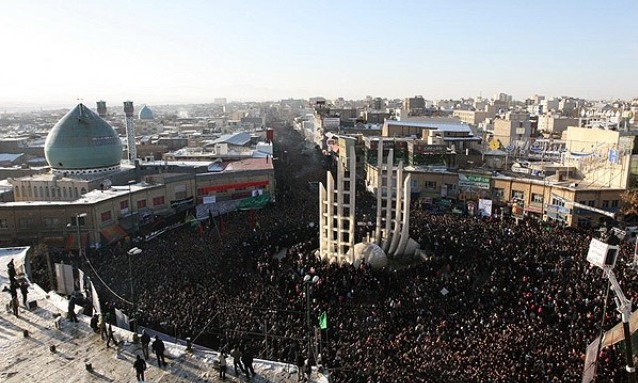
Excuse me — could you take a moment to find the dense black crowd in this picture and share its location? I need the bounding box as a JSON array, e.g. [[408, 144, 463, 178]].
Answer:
[[84, 209, 637, 382], [36, 125, 638, 382]]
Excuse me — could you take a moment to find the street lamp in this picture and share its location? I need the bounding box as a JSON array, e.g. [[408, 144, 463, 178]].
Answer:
[[128, 180, 136, 239], [303, 274, 320, 366], [127, 246, 142, 331]]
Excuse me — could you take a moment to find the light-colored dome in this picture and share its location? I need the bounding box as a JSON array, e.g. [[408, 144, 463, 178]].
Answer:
[[44, 104, 122, 171], [353, 242, 388, 270], [138, 105, 154, 120]]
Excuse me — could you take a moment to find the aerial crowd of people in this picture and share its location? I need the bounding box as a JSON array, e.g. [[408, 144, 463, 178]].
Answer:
[[31, 125, 638, 382]]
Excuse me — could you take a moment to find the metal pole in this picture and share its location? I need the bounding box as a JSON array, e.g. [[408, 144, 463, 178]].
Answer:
[[76, 214, 81, 291], [128, 251, 134, 307], [622, 310, 636, 383], [306, 283, 311, 360], [607, 270, 636, 382]]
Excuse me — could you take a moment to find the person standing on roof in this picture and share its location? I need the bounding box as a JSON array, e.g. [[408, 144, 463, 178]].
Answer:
[[218, 352, 227, 380], [140, 329, 151, 360], [19, 280, 29, 308], [152, 335, 166, 367], [133, 355, 147, 382]]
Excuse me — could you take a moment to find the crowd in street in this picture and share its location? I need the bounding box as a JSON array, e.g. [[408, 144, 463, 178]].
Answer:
[[73, 125, 638, 382], [83, 206, 637, 382]]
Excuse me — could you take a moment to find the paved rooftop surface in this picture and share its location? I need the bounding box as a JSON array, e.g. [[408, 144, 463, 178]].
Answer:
[[0, 295, 320, 383], [0, 250, 325, 383]]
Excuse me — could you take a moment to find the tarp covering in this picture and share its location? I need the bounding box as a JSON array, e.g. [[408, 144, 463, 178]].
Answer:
[[602, 309, 638, 348], [100, 225, 128, 245], [65, 233, 89, 251]]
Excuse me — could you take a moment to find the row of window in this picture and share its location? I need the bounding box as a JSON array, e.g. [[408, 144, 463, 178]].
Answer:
[[0, 196, 168, 230], [493, 188, 619, 209], [14, 185, 86, 200], [117, 196, 165, 211]]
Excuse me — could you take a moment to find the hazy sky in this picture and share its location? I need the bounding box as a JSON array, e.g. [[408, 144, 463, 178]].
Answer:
[[1, 0, 637, 106]]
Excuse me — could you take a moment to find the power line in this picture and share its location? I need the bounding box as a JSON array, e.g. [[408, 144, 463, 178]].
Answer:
[[81, 252, 133, 305]]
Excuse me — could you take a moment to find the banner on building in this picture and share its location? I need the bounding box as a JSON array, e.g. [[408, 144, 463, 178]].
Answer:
[[512, 199, 525, 219], [170, 196, 194, 209], [478, 199, 493, 217], [203, 196, 216, 204], [458, 173, 491, 190]]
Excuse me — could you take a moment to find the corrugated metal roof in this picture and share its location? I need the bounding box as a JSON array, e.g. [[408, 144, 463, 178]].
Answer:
[[387, 120, 471, 133], [0, 153, 23, 162], [210, 132, 252, 146]]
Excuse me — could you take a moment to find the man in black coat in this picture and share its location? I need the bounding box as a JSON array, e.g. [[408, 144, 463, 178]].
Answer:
[[68, 295, 78, 322], [90, 314, 99, 333], [140, 329, 151, 360], [152, 335, 166, 367], [19, 281, 28, 307], [241, 346, 255, 378], [133, 355, 147, 382]]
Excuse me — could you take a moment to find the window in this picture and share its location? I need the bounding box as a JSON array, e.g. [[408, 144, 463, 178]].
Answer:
[[120, 200, 129, 210], [137, 200, 147, 209], [588, 200, 595, 207], [551, 197, 565, 207], [0, 219, 8, 229], [100, 211, 112, 222], [69, 216, 86, 226], [44, 217, 60, 228], [18, 217, 33, 229], [612, 200, 619, 208], [512, 190, 525, 200], [153, 196, 165, 206], [493, 188, 504, 199], [425, 181, 437, 189], [532, 193, 544, 204], [602, 200, 609, 208]]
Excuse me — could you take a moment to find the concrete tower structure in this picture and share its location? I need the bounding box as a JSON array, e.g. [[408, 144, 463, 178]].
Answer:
[[123, 101, 137, 165], [319, 145, 356, 263], [374, 140, 417, 257]]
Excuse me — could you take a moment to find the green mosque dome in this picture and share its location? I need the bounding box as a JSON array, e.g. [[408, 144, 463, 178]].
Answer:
[[45, 104, 123, 170]]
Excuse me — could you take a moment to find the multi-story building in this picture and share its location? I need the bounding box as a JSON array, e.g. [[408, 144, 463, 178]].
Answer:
[[403, 96, 426, 116], [0, 105, 275, 247], [492, 116, 532, 147], [538, 115, 579, 136]]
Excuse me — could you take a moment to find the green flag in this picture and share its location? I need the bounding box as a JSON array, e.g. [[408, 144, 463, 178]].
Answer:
[[319, 311, 328, 330]]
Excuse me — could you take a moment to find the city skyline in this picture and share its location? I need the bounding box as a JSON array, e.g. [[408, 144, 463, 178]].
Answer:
[[1, 0, 637, 107]]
